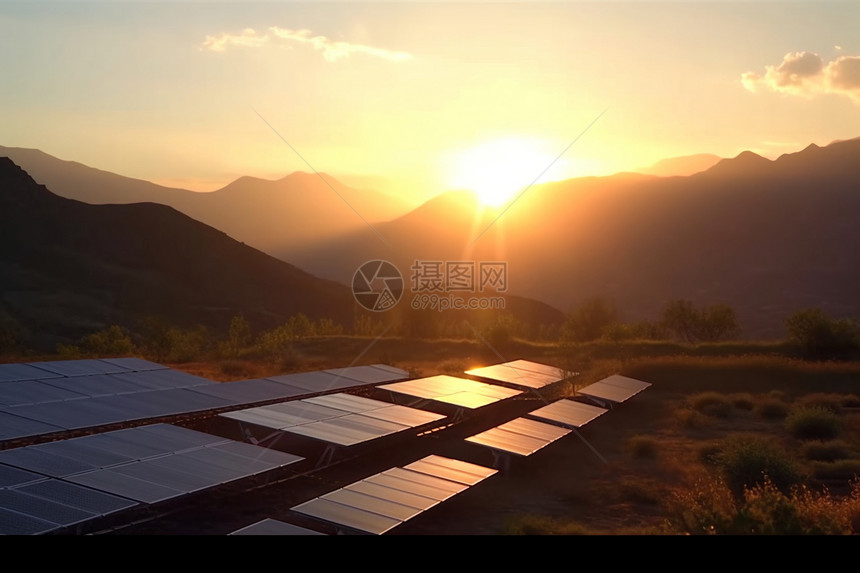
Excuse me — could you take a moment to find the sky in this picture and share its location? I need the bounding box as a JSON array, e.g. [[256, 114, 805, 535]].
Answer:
[[1, 1, 859, 205]]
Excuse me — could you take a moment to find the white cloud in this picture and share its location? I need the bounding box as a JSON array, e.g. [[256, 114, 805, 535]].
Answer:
[[200, 28, 267, 53], [742, 51, 860, 103], [201, 26, 412, 63]]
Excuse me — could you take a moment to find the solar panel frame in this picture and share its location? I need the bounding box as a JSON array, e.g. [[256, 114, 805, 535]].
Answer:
[[0, 363, 63, 383], [26, 359, 133, 377]]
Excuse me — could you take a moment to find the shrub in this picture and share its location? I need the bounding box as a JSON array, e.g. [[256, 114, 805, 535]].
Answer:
[[802, 440, 852, 462], [689, 392, 733, 418], [785, 308, 860, 360], [795, 393, 844, 414], [755, 399, 789, 420], [840, 394, 860, 408], [785, 406, 843, 440], [627, 435, 659, 459], [811, 460, 860, 481], [730, 393, 755, 411], [697, 442, 723, 466], [668, 477, 860, 535], [715, 434, 803, 498]]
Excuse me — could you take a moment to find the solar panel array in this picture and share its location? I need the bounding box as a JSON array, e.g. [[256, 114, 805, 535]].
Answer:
[[0, 423, 303, 533], [221, 393, 446, 447], [291, 455, 497, 535], [464, 359, 572, 390], [0, 360, 410, 445], [378, 375, 521, 409]]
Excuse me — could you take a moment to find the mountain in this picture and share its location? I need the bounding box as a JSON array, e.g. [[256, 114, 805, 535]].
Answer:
[[0, 158, 565, 348], [292, 138, 860, 338], [0, 146, 414, 256], [639, 153, 722, 177], [0, 157, 356, 348]]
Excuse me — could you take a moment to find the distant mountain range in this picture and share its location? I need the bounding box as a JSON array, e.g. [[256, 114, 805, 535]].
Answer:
[[287, 138, 860, 338], [0, 158, 562, 349], [3, 138, 859, 340], [0, 146, 415, 256]]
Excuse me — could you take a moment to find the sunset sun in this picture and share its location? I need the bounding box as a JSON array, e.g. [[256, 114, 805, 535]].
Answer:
[[447, 137, 565, 207]]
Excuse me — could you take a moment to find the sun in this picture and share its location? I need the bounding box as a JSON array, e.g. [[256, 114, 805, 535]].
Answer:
[[446, 137, 565, 207]]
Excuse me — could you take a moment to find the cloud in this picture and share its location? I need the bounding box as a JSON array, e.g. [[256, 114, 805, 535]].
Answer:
[[201, 26, 412, 63], [742, 51, 860, 103], [200, 28, 268, 53]]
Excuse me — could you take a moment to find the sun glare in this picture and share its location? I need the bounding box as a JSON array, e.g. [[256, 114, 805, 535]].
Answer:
[[446, 137, 565, 207]]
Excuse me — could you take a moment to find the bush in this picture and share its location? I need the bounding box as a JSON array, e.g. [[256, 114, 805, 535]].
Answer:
[[689, 392, 733, 418], [802, 441, 852, 462], [627, 435, 659, 459], [697, 442, 724, 466], [755, 399, 789, 420], [840, 394, 860, 408], [810, 460, 860, 481], [715, 434, 803, 498], [669, 477, 860, 535], [795, 393, 844, 414], [730, 393, 755, 411], [785, 308, 859, 360], [785, 406, 843, 440]]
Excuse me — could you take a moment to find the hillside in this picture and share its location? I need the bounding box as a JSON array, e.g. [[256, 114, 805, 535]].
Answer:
[[0, 157, 356, 348]]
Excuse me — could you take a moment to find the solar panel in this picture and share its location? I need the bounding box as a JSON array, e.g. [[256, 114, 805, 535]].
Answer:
[[302, 393, 388, 414], [0, 447, 97, 478], [0, 410, 64, 442], [30, 440, 135, 471], [598, 374, 653, 392], [39, 374, 153, 397], [403, 455, 498, 486], [502, 360, 568, 379], [0, 380, 89, 407], [464, 363, 558, 389], [108, 369, 214, 390], [99, 357, 168, 372], [323, 365, 408, 385], [14, 479, 138, 517], [379, 375, 520, 410], [0, 505, 61, 535], [320, 488, 424, 522], [0, 489, 97, 528], [230, 518, 326, 536], [0, 463, 47, 488], [358, 404, 445, 427], [577, 379, 648, 404], [526, 399, 608, 428], [26, 359, 132, 377], [291, 455, 495, 535], [375, 468, 468, 499], [67, 468, 187, 504], [189, 378, 306, 405], [291, 497, 402, 535], [465, 417, 571, 457], [0, 363, 62, 383]]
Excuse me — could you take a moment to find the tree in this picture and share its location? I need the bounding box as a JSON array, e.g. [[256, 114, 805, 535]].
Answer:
[[662, 299, 701, 343], [562, 297, 618, 342], [228, 314, 251, 357], [785, 308, 859, 360], [663, 300, 740, 343]]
